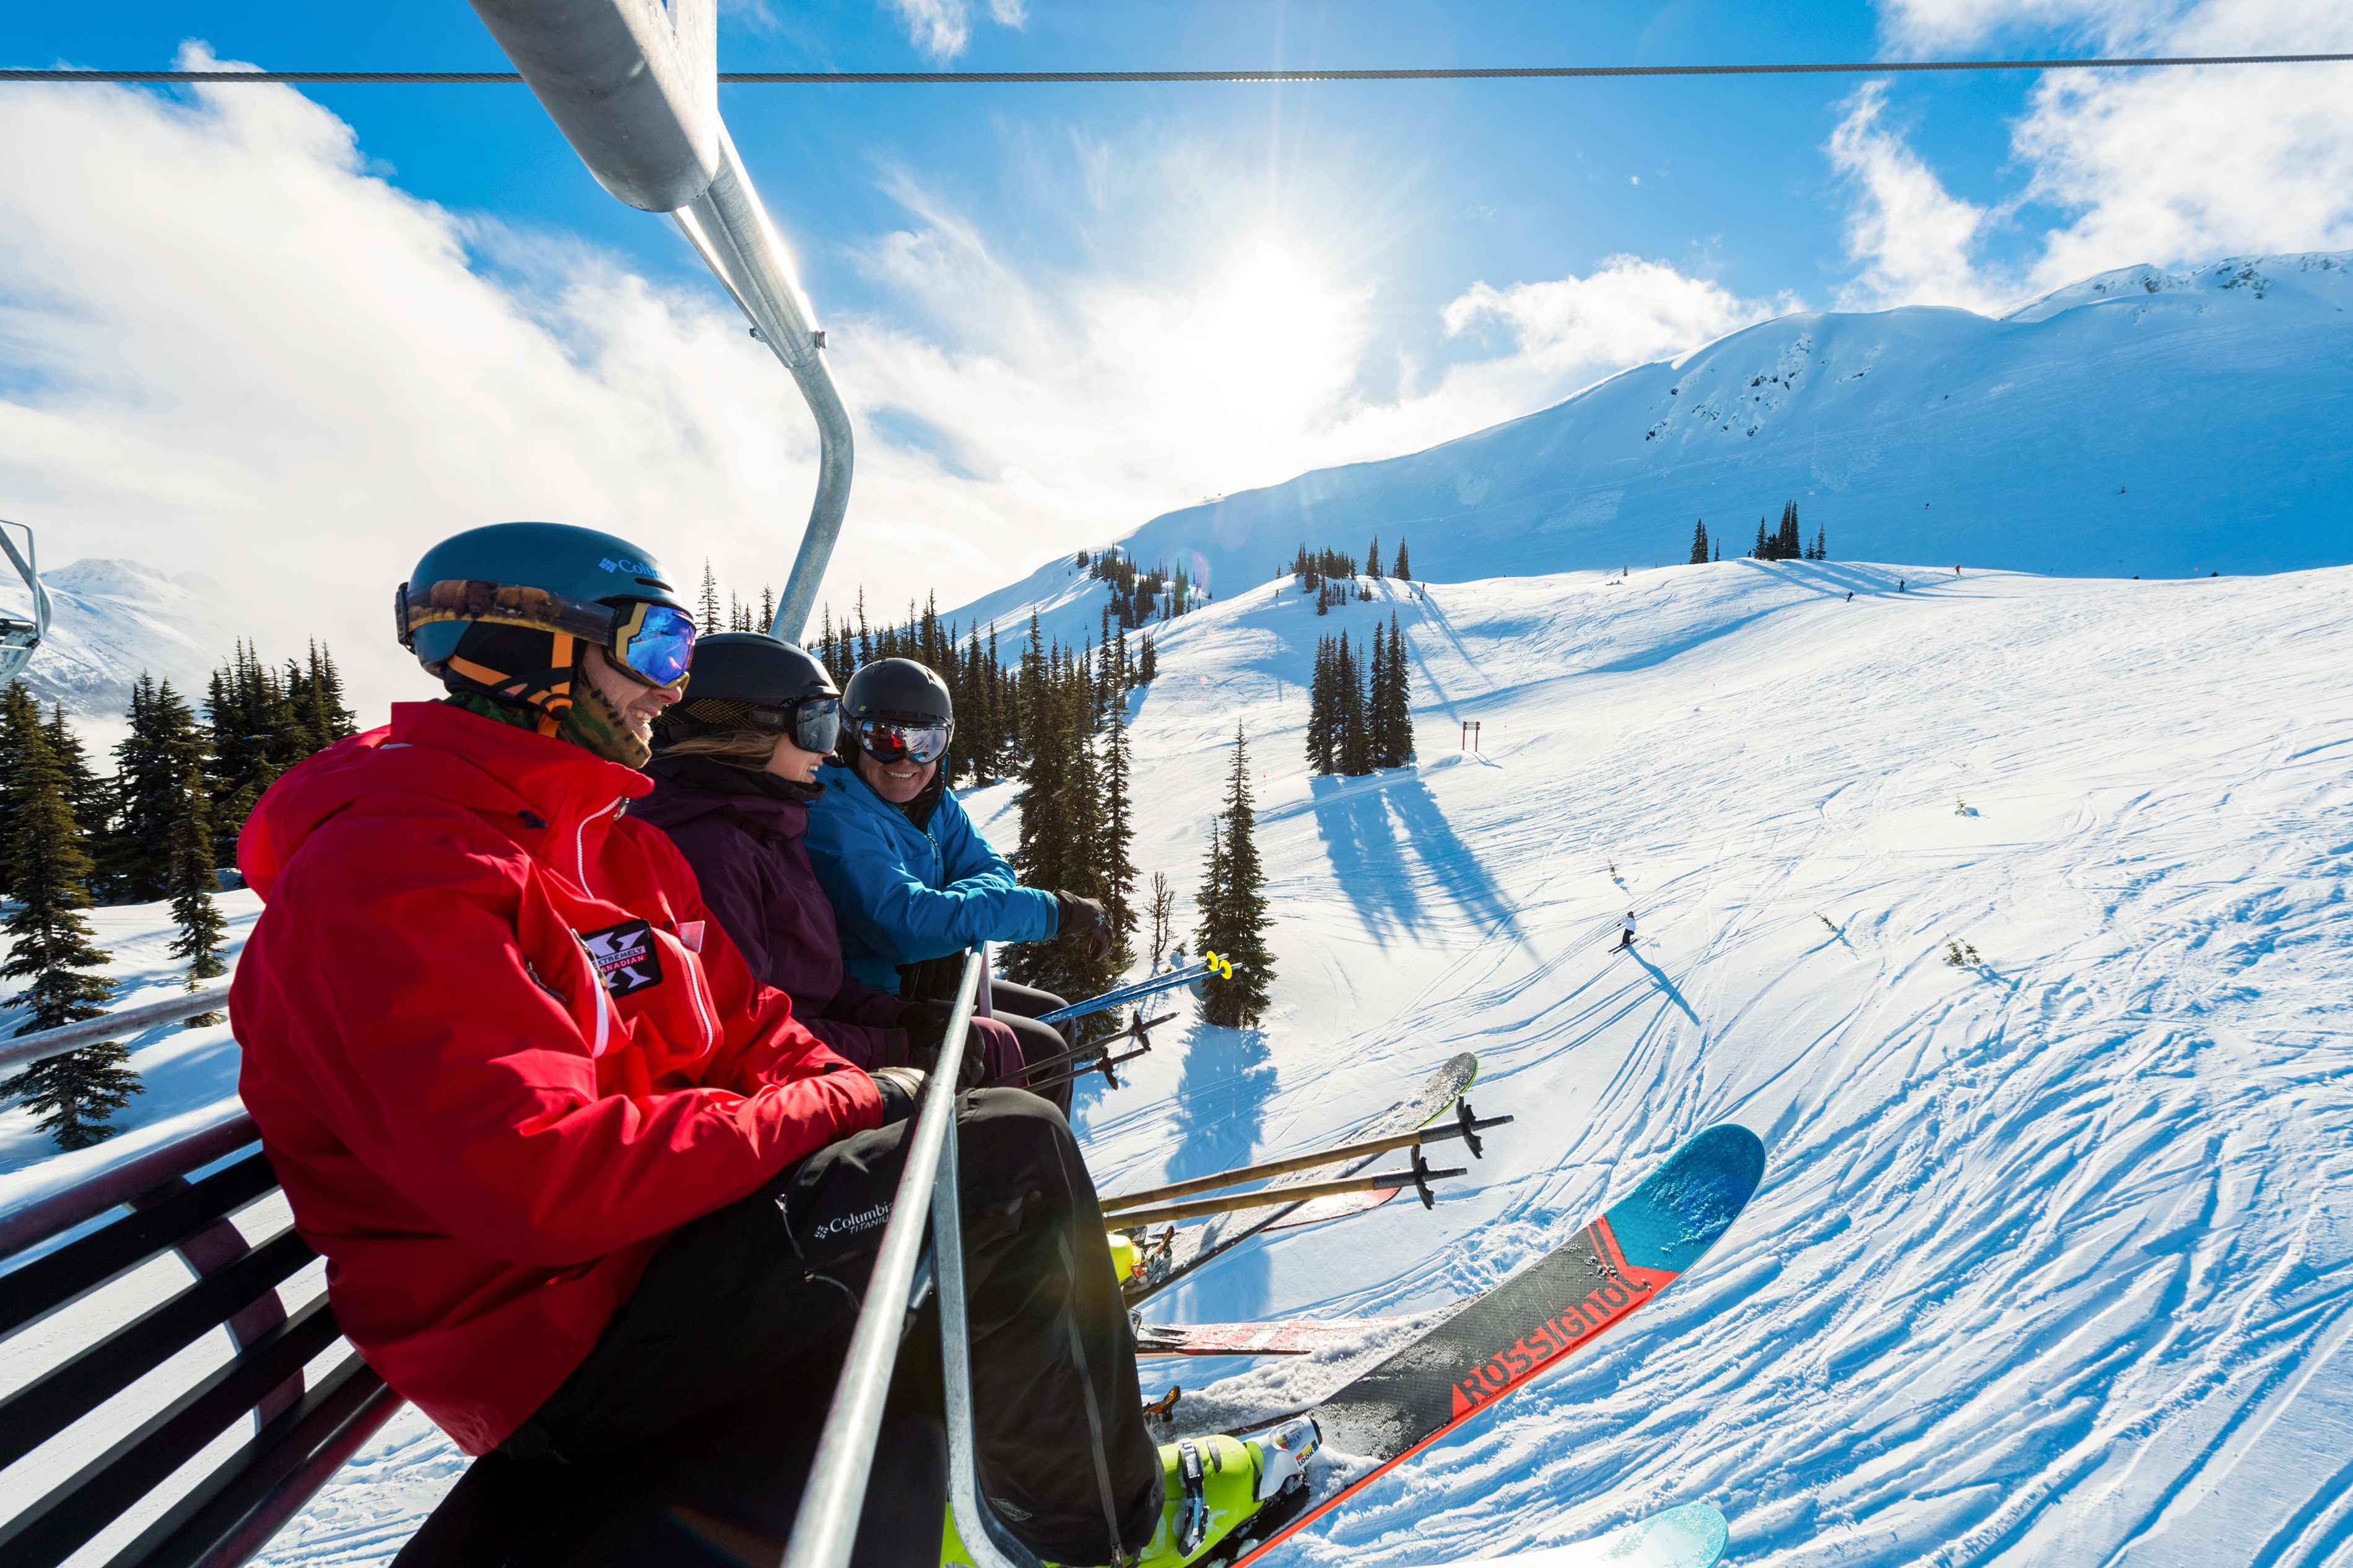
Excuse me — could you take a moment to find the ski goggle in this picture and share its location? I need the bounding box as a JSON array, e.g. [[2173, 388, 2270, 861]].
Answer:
[[398, 579, 697, 690], [757, 696, 843, 755], [855, 718, 953, 766]]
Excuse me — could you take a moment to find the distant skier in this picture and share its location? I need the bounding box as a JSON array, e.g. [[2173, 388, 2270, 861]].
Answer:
[[1846, 591, 1853, 602], [1617, 911, 1637, 950], [1900, 579, 1907, 593], [1954, 565, 1962, 576]]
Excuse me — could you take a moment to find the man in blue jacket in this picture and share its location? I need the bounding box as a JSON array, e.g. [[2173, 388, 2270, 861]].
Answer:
[[804, 658, 1111, 1103]]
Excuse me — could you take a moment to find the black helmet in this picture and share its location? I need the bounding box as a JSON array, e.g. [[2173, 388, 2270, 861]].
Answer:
[[842, 657, 954, 769], [655, 633, 842, 755], [844, 658, 952, 726]]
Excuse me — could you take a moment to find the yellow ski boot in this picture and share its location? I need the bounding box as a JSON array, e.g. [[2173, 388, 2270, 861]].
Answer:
[[941, 1418, 1320, 1567]]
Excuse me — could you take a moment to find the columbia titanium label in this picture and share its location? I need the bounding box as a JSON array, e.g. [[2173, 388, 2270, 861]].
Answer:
[[812, 1202, 894, 1239]]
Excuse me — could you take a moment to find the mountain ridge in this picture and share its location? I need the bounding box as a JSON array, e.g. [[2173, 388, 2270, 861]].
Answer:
[[946, 251, 2352, 644]]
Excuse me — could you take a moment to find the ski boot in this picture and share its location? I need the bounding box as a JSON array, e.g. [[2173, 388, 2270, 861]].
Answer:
[[939, 1418, 1320, 1567]]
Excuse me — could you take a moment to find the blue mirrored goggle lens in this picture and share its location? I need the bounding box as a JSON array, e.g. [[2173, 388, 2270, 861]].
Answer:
[[794, 698, 842, 755], [619, 607, 697, 688], [858, 719, 950, 765]]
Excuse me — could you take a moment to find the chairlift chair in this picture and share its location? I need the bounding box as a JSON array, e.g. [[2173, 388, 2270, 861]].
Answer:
[[0, 518, 52, 682]]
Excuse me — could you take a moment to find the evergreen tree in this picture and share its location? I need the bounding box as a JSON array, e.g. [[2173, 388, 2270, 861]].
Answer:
[[205, 643, 309, 857], [984, 626, 1006, 771], [1778, 501, 1802, 561], [1197, 727, 1272, 1028], [1373, 613, 1414, 767], [1136, 635, 1157, 685], [1367, 535, 1383, 580], [1009, 616, 1055, 887], [698, 560, 722, 634], [288, 641, 357, 752], [0, 696, 137, 1149], [1753, 518, 1771, 560], [103, 676, 208, 904], [1394, 539, 1411, 581], [1336, 632, 1371, 776], [1305, 636, 1336, 775], [1811, 524, 1827, 560], [760, 584, 777, 634], [1004, 626, 1121, 1019], [1099, 694, 1138, 953], [43, 704, 107, 848], [0, 681, 41, 896], [1689, 519, 1710, 565], [165, 761, 227, 1022]]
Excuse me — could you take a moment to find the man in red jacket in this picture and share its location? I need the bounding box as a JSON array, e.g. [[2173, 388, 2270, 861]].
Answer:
[[232, 523, 1160, 1566]]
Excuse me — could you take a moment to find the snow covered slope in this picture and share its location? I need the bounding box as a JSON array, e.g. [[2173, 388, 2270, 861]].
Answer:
[[950, 252, 2353, 647], [7, 558, 2352, 1567], [10, 557, 244, 721]]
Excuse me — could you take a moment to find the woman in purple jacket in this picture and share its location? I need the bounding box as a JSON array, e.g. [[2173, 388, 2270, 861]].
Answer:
[[632, 633, 1024, 1085]]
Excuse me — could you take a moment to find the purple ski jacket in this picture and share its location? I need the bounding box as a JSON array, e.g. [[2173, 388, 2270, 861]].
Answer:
[[631, 759, 913, 1069]]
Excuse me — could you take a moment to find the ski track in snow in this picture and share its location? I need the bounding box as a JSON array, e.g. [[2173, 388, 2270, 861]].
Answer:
[[6, 560, 2352, 1566]]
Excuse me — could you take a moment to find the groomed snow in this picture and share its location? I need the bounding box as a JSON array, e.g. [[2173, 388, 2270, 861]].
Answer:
[[6, 558, 2351, 1566]]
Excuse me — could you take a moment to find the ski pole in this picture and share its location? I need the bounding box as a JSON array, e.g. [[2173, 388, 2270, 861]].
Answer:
[[1109, 1147, 1468, 1229], [1101, 1101, 1512, 1213], [1031, 953, 1236, 1026], [981, 1011, 1178, 1092]]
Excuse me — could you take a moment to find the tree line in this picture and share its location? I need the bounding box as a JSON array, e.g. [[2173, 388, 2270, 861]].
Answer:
[[805, 590, 1159, 792], [1688, 503, 1827, 564], [1284, 535, 1412, 613], [0, 644, 357, 1149], [738, 576, 1271, 1033]]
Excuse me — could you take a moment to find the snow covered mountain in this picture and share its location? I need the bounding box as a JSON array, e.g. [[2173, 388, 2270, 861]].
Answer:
[[9, 557, 2349, 1566], [949, 252, 2353, 646], [9, 557, 244, 721]]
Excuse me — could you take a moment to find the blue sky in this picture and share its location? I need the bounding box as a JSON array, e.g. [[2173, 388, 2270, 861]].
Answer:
[[4, 2, 2058, 373], [2, 1, 2349, 708]]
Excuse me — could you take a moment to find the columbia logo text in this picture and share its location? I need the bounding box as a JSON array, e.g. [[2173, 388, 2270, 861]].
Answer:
[[813, 1202, 893, 1239]]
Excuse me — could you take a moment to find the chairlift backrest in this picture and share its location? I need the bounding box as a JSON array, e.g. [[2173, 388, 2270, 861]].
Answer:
[[0, 519, 52, 683]]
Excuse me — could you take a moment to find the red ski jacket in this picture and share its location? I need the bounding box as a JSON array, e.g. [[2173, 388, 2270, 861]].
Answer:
[[232, 702, 882, 1455]]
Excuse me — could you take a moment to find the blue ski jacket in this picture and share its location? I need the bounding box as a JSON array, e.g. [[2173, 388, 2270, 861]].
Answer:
[[804, 761, 1060, 990]]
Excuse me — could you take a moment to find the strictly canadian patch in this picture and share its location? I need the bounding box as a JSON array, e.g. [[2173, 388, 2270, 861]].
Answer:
[[578, 918, 664, 997]]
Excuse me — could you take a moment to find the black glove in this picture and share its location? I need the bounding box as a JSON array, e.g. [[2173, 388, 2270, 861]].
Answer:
[[901, 999, 988, 1087], [1055, 891, 1115, 961], [869, 1065, 928, 1125]]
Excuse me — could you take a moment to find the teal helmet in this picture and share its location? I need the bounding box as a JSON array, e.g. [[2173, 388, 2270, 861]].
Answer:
[[396, 522, 698, 720]]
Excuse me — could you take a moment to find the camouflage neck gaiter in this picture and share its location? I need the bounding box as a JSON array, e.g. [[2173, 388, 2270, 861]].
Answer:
[[443, 688, 539, 733], [445, 667, 651, 770], [557, 672, 653, 770]]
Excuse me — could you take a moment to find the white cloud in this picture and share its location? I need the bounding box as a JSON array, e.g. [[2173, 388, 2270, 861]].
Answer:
[[882, 0, 1026, 63], [0, 63, 1001, 721], [1850, 0, 2353, 301], [0, 63, 1773, 726], [1438, 257, 1790, 410], [2008, 1, 2353, 287], [1824, 82, 2013, 313]]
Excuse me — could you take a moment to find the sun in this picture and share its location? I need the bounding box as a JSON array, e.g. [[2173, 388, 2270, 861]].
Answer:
[[1193, 243, 1361, 425]]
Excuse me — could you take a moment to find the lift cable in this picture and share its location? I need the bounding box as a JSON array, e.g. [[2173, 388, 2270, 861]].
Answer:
[[1, 54, 2348, 86]]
